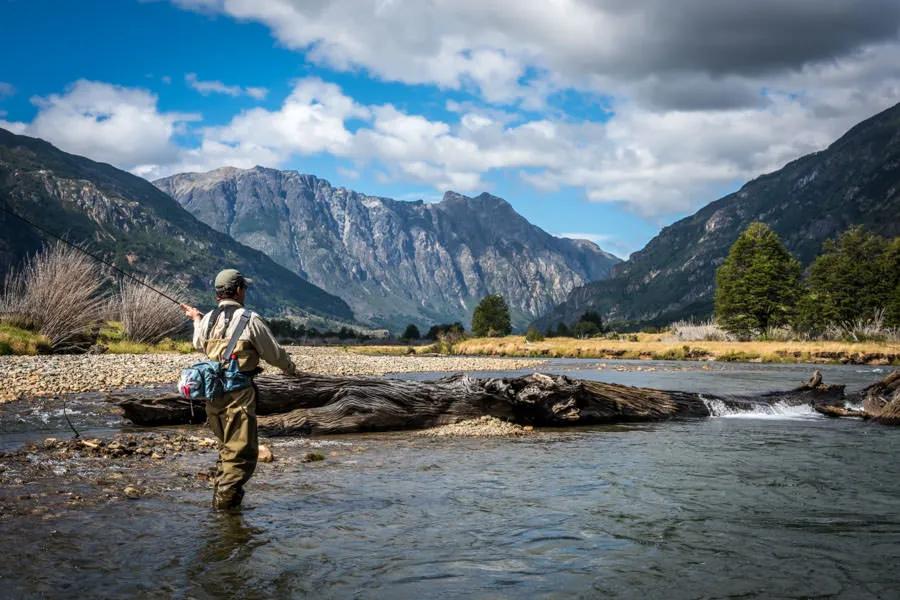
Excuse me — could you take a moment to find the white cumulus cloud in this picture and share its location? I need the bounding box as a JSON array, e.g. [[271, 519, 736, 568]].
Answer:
[[3, 80, 198, 172], [185, 73, 269, 100]]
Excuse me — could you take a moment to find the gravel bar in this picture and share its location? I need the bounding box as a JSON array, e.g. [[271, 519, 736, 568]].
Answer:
[[0, 346, 545, 403]]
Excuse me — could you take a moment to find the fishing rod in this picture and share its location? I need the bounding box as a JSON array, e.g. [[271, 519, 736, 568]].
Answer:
[[1, 199, 193, 440], [0, 199, 185, 306]]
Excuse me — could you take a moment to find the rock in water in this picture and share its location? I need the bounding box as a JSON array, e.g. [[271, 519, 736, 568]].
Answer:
[[258, 445, 274, 463]]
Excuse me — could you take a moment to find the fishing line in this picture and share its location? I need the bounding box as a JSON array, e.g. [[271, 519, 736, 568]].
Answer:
[[0, 199, 185, 306], [62, 396, 80, 439], [2, 199, 191, 439]]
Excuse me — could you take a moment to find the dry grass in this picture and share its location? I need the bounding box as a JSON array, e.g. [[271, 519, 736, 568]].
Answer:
[[666, 319, 733, 342], [0, 324, 51, 355], [446, 335, 900, 364], [351, 345, 421, 356], [117, 279, 186, 344], [98, 321, 194, 354], [0, 243, 107, 352], [823, 309, 900, 343]]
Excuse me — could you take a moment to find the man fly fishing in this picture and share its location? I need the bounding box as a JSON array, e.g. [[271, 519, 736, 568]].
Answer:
[[181, 269, 299, 510]]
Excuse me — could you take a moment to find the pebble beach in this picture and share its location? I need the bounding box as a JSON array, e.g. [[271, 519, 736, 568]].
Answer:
[[0, 346, 545, 403]]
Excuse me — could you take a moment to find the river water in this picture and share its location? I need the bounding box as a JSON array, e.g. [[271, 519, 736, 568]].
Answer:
[[1, 360, 898, 599]]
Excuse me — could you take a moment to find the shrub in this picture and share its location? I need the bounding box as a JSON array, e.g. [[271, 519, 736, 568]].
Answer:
[[268, 318, 307, 342], [579, 311, 605, 333], [471, 294, 512, 337], [401, 324, 421, 341], [823, 309, 900, 343], [425, 322, 465, 340], [668, 319, 733, 342], [573, 320, 600, 339], [0, 243, 107, 352], [117, 278, 186, 344], [525, 326, 544, 342], [550, 322, 572, 337]]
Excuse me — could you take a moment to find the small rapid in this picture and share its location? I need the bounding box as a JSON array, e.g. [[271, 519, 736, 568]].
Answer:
[[700, 395, 821, 420]]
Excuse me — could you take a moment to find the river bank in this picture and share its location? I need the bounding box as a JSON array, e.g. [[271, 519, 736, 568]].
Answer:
[[366, 335, 900, 365], [0, 346, 544, 403]]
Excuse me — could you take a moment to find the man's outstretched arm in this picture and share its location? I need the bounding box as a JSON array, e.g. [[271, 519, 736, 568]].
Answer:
[[181, 304, 205, 351], [249, 315, 298, 375]]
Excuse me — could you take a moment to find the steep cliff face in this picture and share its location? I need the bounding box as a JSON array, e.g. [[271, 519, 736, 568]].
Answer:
[[535, 102, 900, 330], [156, 168, 620, 330], [0, 129, 353, 320]]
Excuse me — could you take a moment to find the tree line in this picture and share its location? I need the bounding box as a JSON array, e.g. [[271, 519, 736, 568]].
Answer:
[[399, 294, 610, 343], [715, 223, 900, 338], [411, 223, 899, 343]]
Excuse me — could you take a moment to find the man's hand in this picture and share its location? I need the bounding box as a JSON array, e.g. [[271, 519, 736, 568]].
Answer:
[[181, 303, 203, 321]]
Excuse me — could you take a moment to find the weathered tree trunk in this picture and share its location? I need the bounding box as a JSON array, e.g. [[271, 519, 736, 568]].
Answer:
[[108, 368, 858, 435], [858, 370, 900, 425]]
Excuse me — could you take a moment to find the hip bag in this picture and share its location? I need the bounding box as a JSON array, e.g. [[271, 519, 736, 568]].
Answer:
[[178, 309, 254, 401]]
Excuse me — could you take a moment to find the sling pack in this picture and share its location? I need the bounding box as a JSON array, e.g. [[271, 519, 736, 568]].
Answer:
[[177, 309, 255, 401]]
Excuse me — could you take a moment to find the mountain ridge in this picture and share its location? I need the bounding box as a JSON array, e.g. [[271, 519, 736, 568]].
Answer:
[[0, 128, 354, 321], [156, 167, 620, 331], [534, 101, 900, 331]]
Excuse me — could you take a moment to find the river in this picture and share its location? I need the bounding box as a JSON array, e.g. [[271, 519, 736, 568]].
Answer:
[[1, 360, 898, 599]]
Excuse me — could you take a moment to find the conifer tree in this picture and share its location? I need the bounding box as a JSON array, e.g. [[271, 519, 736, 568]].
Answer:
[[795, 227, 894, 331], [401, 324, 421, 341], [471, 294, 512, 337], [883, 237, 900, 328], [714, 222, 801, 337], [553, 322, 572, 337]]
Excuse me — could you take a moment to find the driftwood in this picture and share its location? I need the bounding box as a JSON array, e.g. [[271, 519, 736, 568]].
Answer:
[[108, 368, 862, 435], [858, 370, 900, 425]]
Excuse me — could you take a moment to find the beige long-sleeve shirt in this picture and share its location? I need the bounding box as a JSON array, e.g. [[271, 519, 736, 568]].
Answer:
[[192, 299, 297, 374]]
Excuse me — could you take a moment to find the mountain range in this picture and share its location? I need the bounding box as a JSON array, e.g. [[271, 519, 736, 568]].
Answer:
[[535, 101, 900, 331], [0, 128, 353, 321], [155, 167, 620, 330], [6, 100, 897, 336]]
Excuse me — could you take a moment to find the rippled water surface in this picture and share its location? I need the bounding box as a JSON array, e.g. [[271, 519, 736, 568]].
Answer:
[[1, 361, 899, 599]]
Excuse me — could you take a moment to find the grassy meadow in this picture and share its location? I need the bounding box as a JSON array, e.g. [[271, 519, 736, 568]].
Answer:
[[352, 334, 900, 365], [0, 321, 194, 356]]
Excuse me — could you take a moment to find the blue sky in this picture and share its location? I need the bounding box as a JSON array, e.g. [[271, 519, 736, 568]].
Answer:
[[2, 0, 899, 257]]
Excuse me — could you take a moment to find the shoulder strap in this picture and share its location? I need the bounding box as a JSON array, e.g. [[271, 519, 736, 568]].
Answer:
[[222, 310, 252, 362], [204, 307, 224, 340], [221, 306, 239, 331]]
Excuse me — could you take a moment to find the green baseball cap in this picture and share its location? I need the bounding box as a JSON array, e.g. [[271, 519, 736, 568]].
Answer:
[[214, 268, 252, 290]]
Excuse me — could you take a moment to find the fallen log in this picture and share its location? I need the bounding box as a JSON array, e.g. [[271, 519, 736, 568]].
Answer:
[[108, 368, 855, 435], [858, 370, 900, 425]]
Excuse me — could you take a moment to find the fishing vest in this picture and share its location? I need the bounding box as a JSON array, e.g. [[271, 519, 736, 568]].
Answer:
[[178, 305, 258, 402], [203, 306, 261, 373]]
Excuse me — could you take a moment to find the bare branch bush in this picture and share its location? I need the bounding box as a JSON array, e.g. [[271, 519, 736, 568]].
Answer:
[[0, 243, 107, 352], [760, 326, 796, 342], [117, 278, 187, 344], [666, 319, 733, 342], [0, 269, 32, 329], [825, 309, 900, 343]]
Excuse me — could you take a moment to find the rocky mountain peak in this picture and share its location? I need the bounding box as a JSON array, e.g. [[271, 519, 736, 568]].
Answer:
[[155, 167, 620, 331]]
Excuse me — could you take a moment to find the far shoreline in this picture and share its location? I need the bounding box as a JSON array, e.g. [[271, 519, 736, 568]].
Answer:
[[353, 335, 900, 366]]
